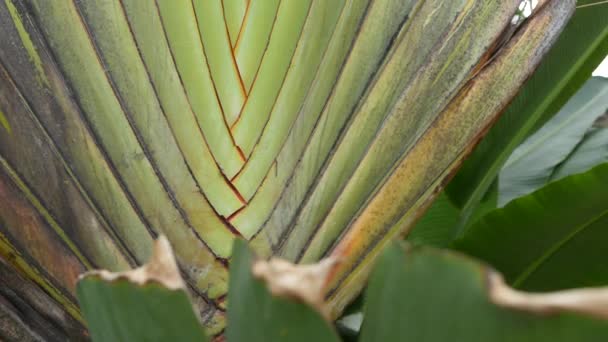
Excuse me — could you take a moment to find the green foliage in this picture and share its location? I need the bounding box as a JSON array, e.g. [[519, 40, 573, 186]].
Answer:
[[410, 78, 608, 251], [408, 182, 498, 248], [498, 77, 608, 205], [226, 240, 341, 342], [360, 243, 608, 341], [454, 163, 608, 292], [552, 126, 608, 180], [406, 193, 460, 248], [78, 239, 608, 341], [447, 0, 608, 227], [77, 278, 207, 342]]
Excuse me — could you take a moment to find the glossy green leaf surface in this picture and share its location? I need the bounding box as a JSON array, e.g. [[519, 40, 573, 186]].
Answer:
[[361, 243, 608, 341], [406, 193, 460, 248], [226, 240, 340, 342], [76, 238, 208, 342], [408, 183, 499, 248], [499, 77, 608, 205], [447, 0, 608, 225], [78, 280, 206, 342], [552, 126, 608, 180], [454, 163, 608, 291]]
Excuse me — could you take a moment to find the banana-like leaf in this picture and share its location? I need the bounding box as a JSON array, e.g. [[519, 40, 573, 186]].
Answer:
[[408, 182, 498, 248], [78, 234, 608, 341], [499, 77, 608, 206], [414, 78, 608, 246], [406, 193, 460, 248], [551, 126, 608, 180], [226, 239, 340, 342], [361, 242, 608, 341], [0, 0, 573, 334], [447, 0, 608, 225], [76, 237, 209, 342], [454, 163, 608, 292]]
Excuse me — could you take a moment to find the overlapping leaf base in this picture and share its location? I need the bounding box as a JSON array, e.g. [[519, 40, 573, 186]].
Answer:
[[0, 0, 573, 338]]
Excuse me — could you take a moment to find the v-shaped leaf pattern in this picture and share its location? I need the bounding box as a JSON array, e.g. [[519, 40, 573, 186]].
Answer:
[[223, 0, 248, 48], [0, 0, 574, 337]]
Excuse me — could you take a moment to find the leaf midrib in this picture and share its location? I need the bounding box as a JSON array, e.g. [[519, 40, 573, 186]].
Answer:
[[503, 86, 608, 169], [512, 206, 608, 288]]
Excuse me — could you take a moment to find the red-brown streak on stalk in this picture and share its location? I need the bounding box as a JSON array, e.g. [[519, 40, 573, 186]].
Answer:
[[212, 333, 226, 342], [223, 221, 244, 239], [229, 161, 245, 183], [219, 0, 248, 99], [226, 205, 246, 223], [232, 0, 251, 51], [70, 2, 237, 300], [230, 0, 282, 129], [225, 178, 247, 206], [151, 0, 243, 191], [215, 294, 227, 305], [229, 109, 243, 131], [0, 171, 84, 302], [226, 0, 316, 185], [236, 145, 246, 162], [118, 0, 247, 232], [238, 10, 276, 97], [224, 0, 351, 192], [191, 0, 244, 166], [323, 84, 480, 277]]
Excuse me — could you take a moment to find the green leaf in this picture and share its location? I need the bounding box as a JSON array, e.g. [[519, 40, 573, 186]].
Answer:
[[407, 193, 461, 248], [409, 181, 498, 247], [76, 237, 208, 342], [551, 126, 608, 180], [78, 281, 206, 342], [360, 242, 608, 341], [226, 239, 340, 342], [499, 77, 608, 205], [453, 163, 608, 292], [447, 0, 608, 227]]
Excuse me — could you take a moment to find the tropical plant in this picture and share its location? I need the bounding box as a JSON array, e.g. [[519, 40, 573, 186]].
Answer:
[[0, 0, 607, 341]]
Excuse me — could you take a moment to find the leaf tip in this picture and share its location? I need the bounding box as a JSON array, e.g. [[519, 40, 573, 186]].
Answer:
[[252, 256, 340, 320], [79, 235, 185, 290]]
